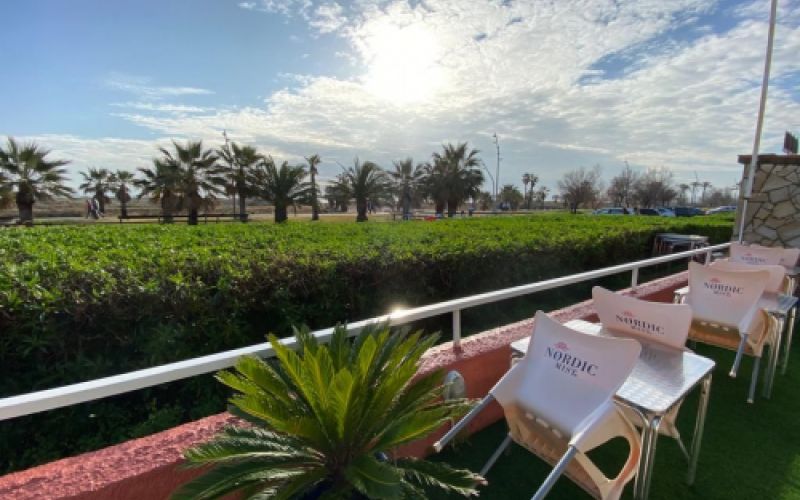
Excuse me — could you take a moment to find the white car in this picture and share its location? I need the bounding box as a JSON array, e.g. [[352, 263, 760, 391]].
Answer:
[[706, 205, 737, 215]]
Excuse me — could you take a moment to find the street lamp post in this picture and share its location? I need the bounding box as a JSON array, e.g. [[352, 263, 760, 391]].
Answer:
[[492, 133, 501, 202], [223, 130, 237, 218]]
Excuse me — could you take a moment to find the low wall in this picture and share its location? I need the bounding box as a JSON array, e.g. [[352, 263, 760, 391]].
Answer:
[[0, 272, 688, 500]]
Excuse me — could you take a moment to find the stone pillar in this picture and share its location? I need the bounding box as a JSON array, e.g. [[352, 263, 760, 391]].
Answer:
[[734, 154, 800, 247]]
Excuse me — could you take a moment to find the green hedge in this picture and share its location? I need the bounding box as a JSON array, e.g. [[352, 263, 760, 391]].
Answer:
[[0, 214, 733, 472]]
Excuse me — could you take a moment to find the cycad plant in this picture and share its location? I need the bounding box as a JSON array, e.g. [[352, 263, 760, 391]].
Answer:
[[172, 325, 482, 499]]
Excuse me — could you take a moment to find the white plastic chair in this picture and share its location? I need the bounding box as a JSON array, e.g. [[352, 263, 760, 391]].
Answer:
[[592, 286, 692, 350], [434, 311, 641, 500], [592, 287, 693, 459], [711, 260, 790, 295], [729, 242, 783, 266], [752, 244, 800, 269], [684, 262, 776, 403]]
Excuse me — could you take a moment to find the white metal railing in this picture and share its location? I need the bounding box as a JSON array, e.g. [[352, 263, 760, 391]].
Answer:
[[0, 242, 730, 421]]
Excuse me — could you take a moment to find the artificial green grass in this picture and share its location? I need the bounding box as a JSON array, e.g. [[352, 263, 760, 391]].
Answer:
[[431, 320, 800, 499]]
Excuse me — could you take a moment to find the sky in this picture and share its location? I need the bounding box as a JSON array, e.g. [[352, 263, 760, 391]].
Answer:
[[1, 0, 799, 194]]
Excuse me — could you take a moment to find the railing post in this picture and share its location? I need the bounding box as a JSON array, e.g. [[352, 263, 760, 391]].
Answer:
[[453, 309, 461, 349], [704, 248, 712, 265], [631, 267, 639, 291]]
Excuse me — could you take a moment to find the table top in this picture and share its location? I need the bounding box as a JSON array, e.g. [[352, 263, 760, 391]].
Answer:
[[511, 320, 716, 415]]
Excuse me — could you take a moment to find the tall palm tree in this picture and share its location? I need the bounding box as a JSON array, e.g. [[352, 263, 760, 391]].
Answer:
[[136, 159, 181, 222], [305, 154, 322, 221], [678, 183, 690, 205], [158, 141, 225, 225], [217, 142, 260, 222], [701, 181, 712, 206], [324, 173, 350, 213], [250, 157, 308, 223], [389, 158, 426, 220], [113, 170, 135, 218], [331, 159, 392, 222], [79, 168, 114, 215], [0, 137, 73, 224], [429, 143, 484, 217]]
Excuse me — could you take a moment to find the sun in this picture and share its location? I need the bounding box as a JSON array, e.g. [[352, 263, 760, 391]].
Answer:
[[363, 24, 446, 105]]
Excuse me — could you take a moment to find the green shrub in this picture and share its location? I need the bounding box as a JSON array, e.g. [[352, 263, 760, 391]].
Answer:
[[0, 214, 733, 472]]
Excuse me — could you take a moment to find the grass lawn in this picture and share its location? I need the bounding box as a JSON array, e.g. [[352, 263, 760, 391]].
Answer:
[[430, 320, 800, 499]]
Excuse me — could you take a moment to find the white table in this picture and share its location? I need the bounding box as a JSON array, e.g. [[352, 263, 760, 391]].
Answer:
[[511, 320, 715, 500]]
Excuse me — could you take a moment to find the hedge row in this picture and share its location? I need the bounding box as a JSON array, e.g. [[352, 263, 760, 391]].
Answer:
[[0, 214, 733, 472]]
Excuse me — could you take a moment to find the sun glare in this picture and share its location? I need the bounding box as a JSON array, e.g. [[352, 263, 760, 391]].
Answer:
[[363, 24, 446, 105]]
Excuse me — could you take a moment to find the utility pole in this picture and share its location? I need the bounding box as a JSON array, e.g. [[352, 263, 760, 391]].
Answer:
[[493, 133, 501, 203], [223, 130, 237, 217]]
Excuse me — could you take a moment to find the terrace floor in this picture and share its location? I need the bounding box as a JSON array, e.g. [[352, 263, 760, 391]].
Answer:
[[430, 324, 800, 500]]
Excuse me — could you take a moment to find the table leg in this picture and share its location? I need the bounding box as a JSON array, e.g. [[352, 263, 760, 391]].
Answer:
[[635, 414, 661, 500], [781, 305, 796, 375], [687, 374, 712, 486]]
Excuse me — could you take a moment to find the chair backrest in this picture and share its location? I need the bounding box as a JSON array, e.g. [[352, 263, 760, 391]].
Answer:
[[752, 244, 799, 268], [686, 261, 769, 332], [729, 242, 783, 266], [491, 311, 640, 440], [711, 260, 787, 294], [592, 286, 691, 349]]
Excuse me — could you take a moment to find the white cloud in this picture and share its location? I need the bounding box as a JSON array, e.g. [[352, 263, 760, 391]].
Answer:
[[38, 0, 800, 191], [105, 74, 213, 100], [310, 2, 347, 34], [110, 102, 209, 114]]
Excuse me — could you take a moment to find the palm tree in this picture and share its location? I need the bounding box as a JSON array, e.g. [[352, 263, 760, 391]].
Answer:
[[250, 157, 308, 223], [113, 170, 135, 218], [701, 181, 712, 206], [305, 154, 322, 221], [429, 143, 484, 217], [690, 180, 701, 205], [331, 159, 393, 222], [79, 168, 114, 215], [217, 142, 260, 222], [678, 183, 690, 205], [172, 324, 482, 500], [136, 159, 181, 222], [158, 141, 225, 225], [324, 173, 350, 213], [0, 137, 73, 224], [389, 158, 426, 220]]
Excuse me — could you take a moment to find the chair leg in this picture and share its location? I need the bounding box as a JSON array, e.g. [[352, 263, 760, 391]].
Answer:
[[433, 395, 494, 452], [730, 334, 749, 378], [481, 433, 513, 476], [531, 445, 578, 500], [747, 356, 761, 404]]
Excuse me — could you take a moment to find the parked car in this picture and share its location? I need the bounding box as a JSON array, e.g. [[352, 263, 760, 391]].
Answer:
[[656, 207, 676, 217], [674, 206, 706, 217], [637, 207, 675, 217], [706, 205, 737, 215], [592, 207, 630, 215]]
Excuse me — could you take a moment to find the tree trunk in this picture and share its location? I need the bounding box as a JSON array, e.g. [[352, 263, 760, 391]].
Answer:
[[17, 202, 34, 225], [402, 193, 411, 220], [434, 200, 445, 215], [238, 187, 247, 222], [356, 198, 368, 222], [98, 197, 106, 215], [275, 204, 288, 223], [446, 199, 458, 218], [311, 172, 319, 221], [120, 200, 128, 218], [188, 208, 199, 225], [161, 196, 174, 223]]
